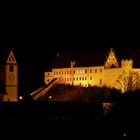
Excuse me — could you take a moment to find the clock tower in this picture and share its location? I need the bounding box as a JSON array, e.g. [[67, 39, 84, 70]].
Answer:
[[3, 50, 18, 101]]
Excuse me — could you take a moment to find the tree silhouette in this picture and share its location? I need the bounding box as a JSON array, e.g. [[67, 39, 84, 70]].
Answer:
[[115, 71, 140, 93]]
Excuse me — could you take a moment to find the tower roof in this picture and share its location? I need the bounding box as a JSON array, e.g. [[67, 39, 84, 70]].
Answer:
[[0, 48, 17, 64]]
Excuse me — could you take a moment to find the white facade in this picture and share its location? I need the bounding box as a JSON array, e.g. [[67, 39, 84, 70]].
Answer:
[[44, 48, 140, 93]]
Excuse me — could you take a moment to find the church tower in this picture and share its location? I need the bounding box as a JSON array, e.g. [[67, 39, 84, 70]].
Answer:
[[3, 50, 18, 101]]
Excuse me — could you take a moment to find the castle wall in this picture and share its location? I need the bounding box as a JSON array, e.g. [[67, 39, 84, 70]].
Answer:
[[45, 66, 104, 87]]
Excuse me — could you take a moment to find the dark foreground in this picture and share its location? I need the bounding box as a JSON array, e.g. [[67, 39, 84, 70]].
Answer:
[[0, 97, 140, 139]]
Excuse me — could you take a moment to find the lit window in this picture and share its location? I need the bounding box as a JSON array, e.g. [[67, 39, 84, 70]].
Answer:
[[10, 65, 14, 72], [76, 70, 78, 74]]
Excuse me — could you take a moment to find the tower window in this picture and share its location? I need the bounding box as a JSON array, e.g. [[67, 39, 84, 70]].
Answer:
[[10, 65, 14, 72]]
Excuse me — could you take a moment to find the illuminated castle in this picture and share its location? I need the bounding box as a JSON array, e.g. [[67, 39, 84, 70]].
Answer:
[[0, 50, 18, 101], [44, 48, 140, 93]]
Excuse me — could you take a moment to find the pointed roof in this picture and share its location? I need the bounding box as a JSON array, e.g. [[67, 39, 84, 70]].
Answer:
[[0, 48, 17, 64], [104, 47, 119, 68], [6, 50, 17, 64]]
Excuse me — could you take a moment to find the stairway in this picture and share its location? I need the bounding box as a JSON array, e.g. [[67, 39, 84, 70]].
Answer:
[[30, 78, 58, 100]]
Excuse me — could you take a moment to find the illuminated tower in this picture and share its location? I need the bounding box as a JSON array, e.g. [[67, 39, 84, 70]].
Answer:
[[3, 50, 18, 101]]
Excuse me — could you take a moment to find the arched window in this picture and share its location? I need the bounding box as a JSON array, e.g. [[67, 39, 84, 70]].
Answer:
[[10, 65, 14, 72]]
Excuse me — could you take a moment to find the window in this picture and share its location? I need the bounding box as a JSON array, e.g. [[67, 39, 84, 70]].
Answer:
[[95, 69, 97, 73], [9, 57, 11, 61], [79, 77, 81, 80], [70, 71, 71, 74], [82, 77, 84, 80], [73, 77, 75, 81], [85, 77, 87, 80], [85, 70, 87, 73], [47, 79, 49, 82], [73, 70, 75, 74], [54, 72, 55, 75], [90, 69, 92, 73], [12, 58, 14, 61], [100, 79, 102, 85], [76, 77, 78, 81], [67, 71, 69, 74], [10, 65, 14, 72], [90, 77, 92, 80], [100, 69, 102, 73]]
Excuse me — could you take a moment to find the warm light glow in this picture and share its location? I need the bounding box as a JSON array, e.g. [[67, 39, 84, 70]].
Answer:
[[19, 96, 22, 100], [49, 96, 52, 99]]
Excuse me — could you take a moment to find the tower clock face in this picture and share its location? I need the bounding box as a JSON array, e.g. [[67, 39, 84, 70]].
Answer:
[[9, 74, 15, 81]]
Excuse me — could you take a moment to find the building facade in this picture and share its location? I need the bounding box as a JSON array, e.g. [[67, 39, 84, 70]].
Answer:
[[44, 48, 140, 93], [0, 50, 18, 101]]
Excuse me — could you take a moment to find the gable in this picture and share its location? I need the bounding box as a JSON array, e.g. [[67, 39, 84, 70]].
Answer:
[[104, 48, 119, 68], [6, 50, 17, 64]]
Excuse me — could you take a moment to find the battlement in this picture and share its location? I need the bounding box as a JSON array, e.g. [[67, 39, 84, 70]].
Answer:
[[121, 59, 133, 69]]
